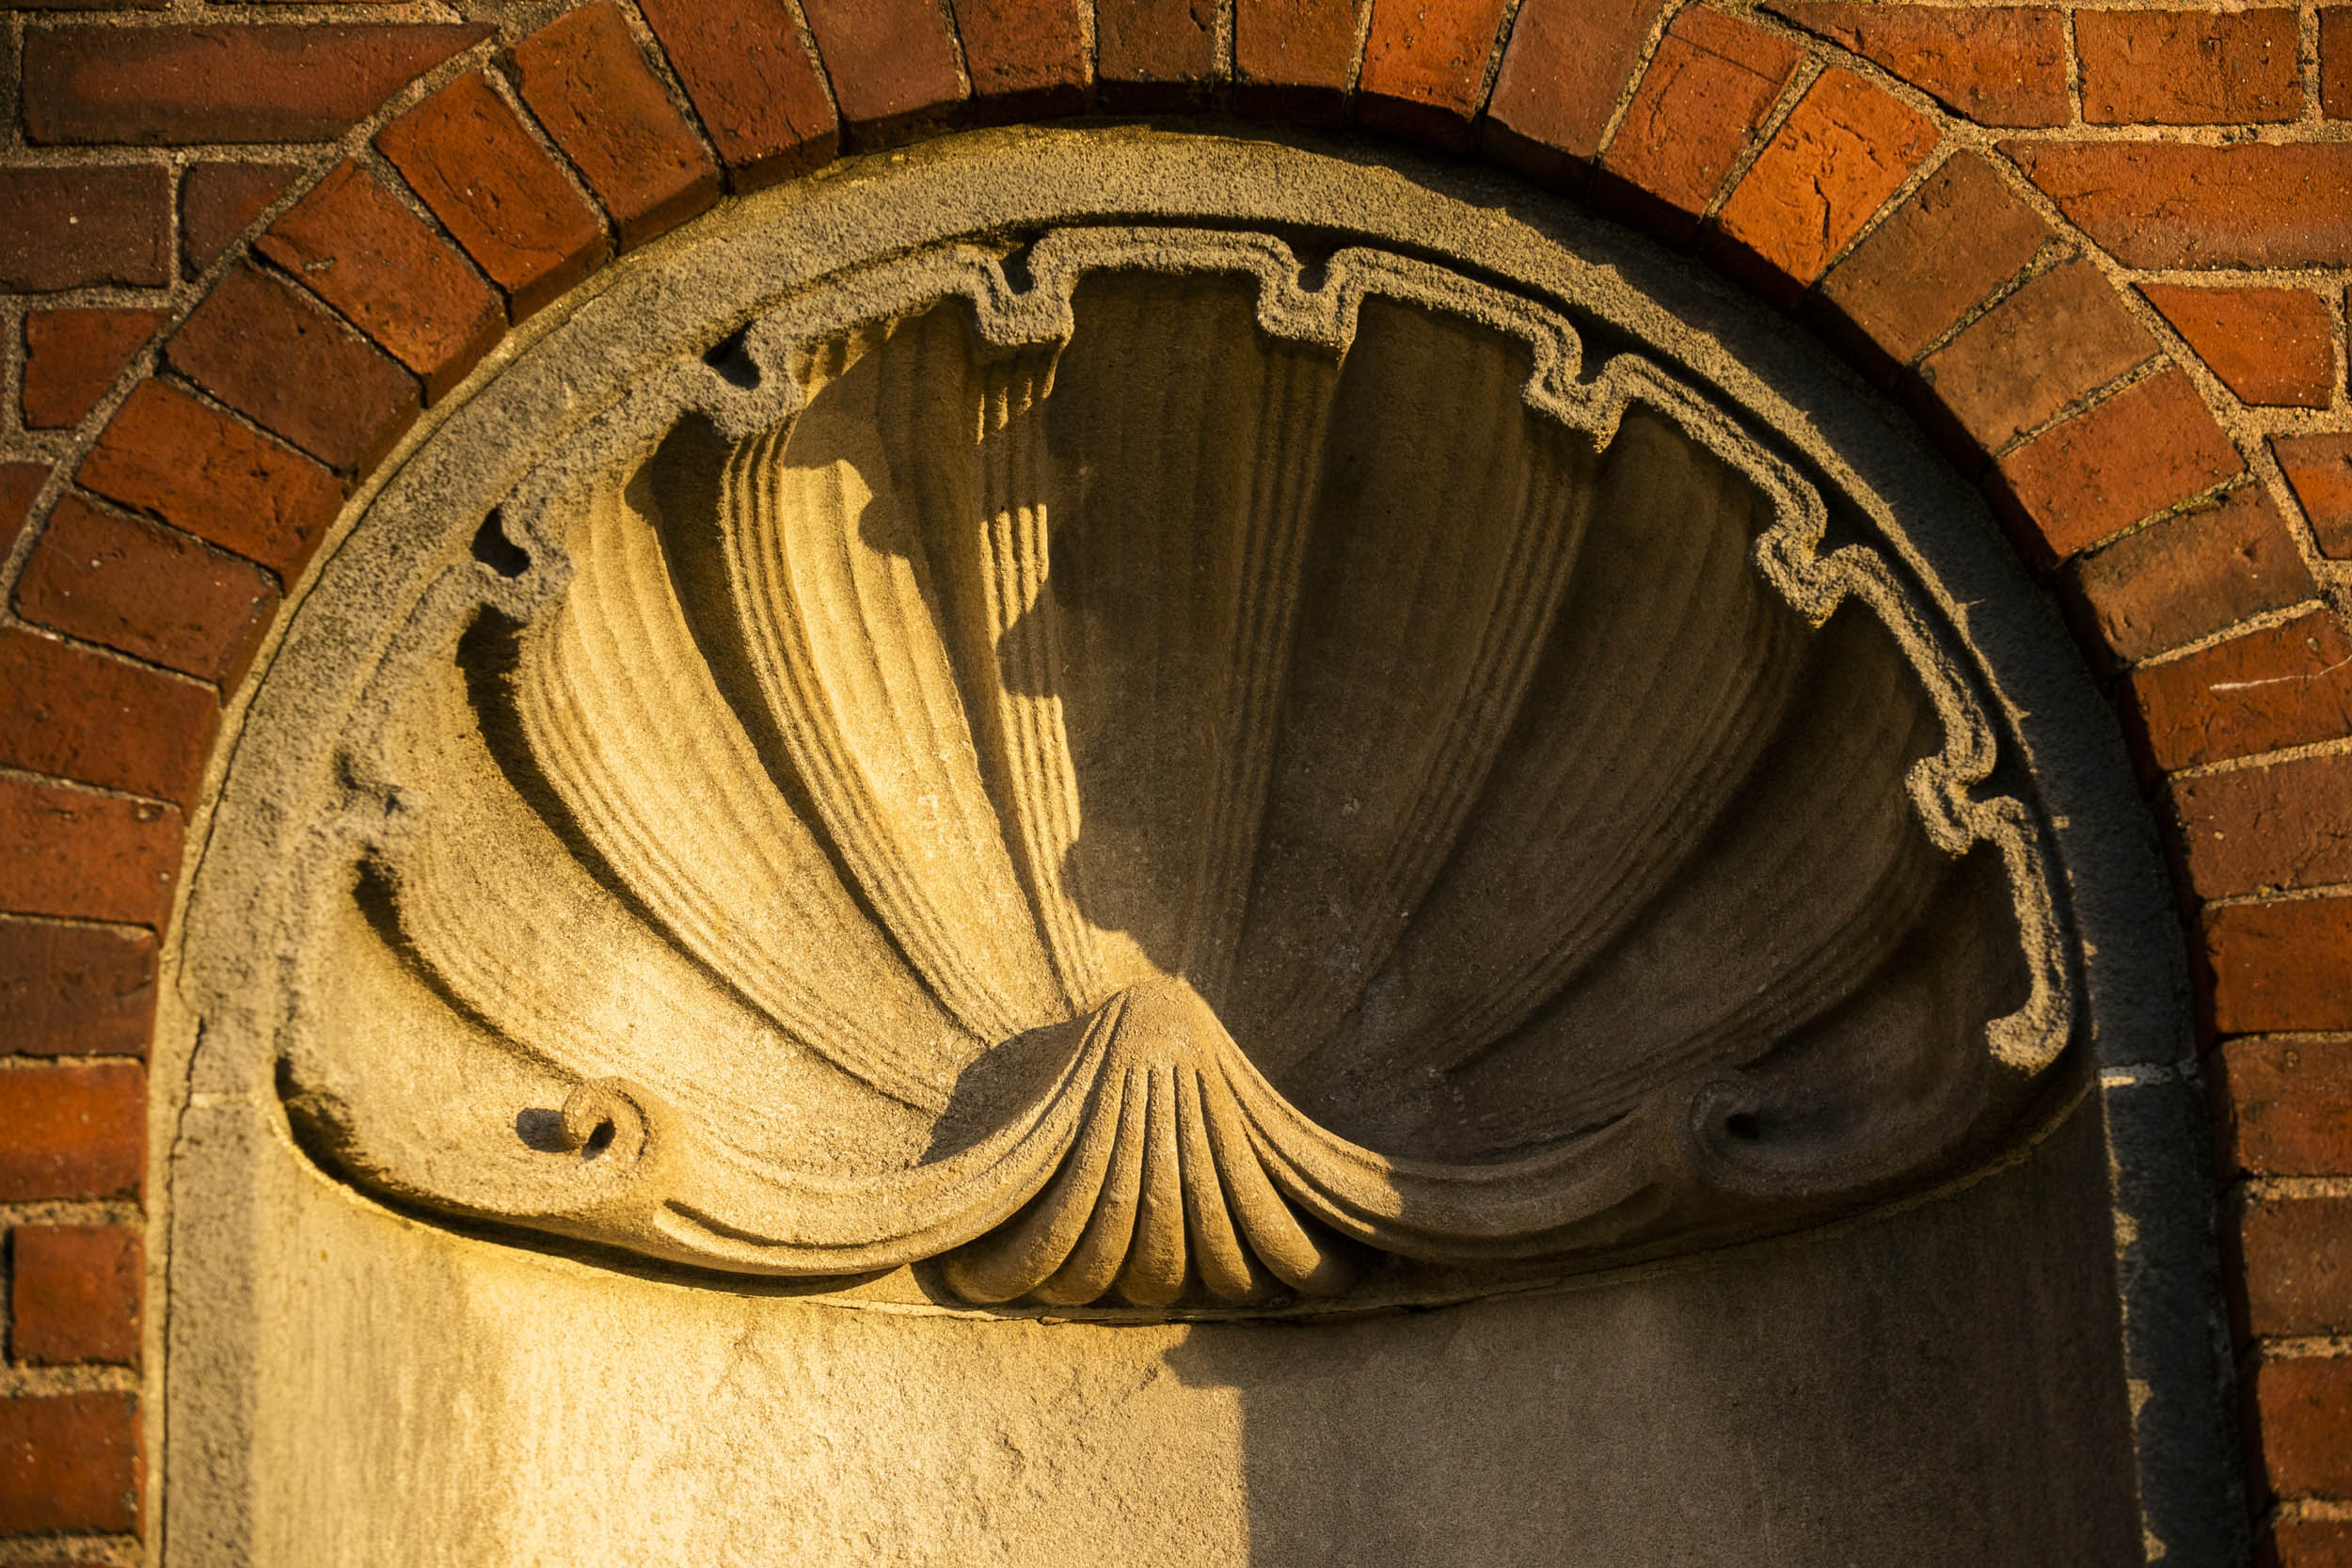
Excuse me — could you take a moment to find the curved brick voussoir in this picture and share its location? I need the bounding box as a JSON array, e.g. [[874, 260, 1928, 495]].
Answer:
[[3, 0, 2350, 1556]]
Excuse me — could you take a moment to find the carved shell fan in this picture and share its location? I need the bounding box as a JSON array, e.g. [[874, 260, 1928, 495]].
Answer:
[[294, 229, 2073, 1314]]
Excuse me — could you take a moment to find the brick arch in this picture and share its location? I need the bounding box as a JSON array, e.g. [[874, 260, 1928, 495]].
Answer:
[[4, 3, 2348, 1559]]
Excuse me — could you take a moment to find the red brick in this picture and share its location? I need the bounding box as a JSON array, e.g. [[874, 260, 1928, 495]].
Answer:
[[2065, 487, 2317, 667], [2130, 610, 2352, 773], [1595, 8, 1803, 244], [23, 24, 490, 145], [2142, 286, 2338, 412], [1235, 0, 1368, 120], [2204, 895, 2352, 1035], [1484, 0, 1668, 184], [2268, 1519, 2352, 1568], [1357, 0, 1510, 150], [2078, 8, 2301, 127], [1992, 367, 2245, 562], [2328, 8, 2351, 119], [1810, 152, 2052, 386], [639, 0, 840, 182], [1096, 0, 1219, 109], [0, 166, 171, 293], [1910, 261, 2154, 465], [0, 466, 48, 559], [22, 309, 169, 430], [2235, 1196, 2352, 1338], [256, 161, 504, 404], [0, 629, 217, 806], [2214, 1037, 2352, 1178], [2007, 142, 2352, 271], [2248, 1355, 2352, 1499], [953, 0, 1090, 119], [799, 0, 969, 135], [375, 73, 609, 322], [13, 494, 278, 689], [181, 162, 300, 275], [0, 1393, 139, 1534], [167, 262, 420, 475], [1768, 3, 2067, 128], [77, 380, 342, 580], [509, 5, 721, 248], [2276, 434, 2352, 561], [11, 1225, 141, 1367], [1710, 69, 1938, 309], [0, 917, 155, 1059], [0, 776, 179, 932], [0, 1063, 145, 1201]]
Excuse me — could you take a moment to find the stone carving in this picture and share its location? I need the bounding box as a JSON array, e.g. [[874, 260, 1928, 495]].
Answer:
[[289, 228, 2073, 1312]]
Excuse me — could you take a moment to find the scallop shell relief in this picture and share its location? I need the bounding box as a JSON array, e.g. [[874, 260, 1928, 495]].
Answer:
[[293, 228, 2075, 1315]]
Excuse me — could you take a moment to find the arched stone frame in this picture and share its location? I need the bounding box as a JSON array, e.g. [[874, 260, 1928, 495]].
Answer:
[[8, 6, 2343, 1560], [175, 128, 2233, 1562]]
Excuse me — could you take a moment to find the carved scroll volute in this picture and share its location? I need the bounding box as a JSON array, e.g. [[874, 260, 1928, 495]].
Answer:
[[300, 228, 2072, 1315]]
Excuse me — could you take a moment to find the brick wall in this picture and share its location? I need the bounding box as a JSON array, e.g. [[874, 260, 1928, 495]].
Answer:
[[1, 1, 2347, 1561]]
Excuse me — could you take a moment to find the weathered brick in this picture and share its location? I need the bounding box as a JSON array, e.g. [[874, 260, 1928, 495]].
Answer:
[[2266, 1519, 2352, 1568], [256, 161, 504, 404], [1595, 8, 1802, 244], [2078, 8, 2301, 126], [376, 73, 608, 321], [1808, 152, 2051, 386], [2065, 487, 2317, 667], [639, 0, 840, 181], [0, 778, 180, 931], [2327, 7, 2351, 119], [0, 628, 218, 805], [0, 465, 48, 558], [2213, 1037, 2352, 1178], [2275, 434, 2352, 561], [0, 1392, 139, 1534], [23, 24, 489, 145], [2235, 1196, 2352, 1338], [953, 0, 1090, 119], [1992, 367, 2245, 562], [1768, 3, 2067, 127], [1911, 261, 2154, 465], [1234, 0, 1367, 120], [0, 917, 156, 1058], [181, 162, 300, 275], [799, 0, 969, 135], [11, 1225, 141, 1367], [2129, 610, 2352, 773], [1357, 0, 1510, 150], [2204, 895, 2352, 1036], [2007, 142, 2352, 270], [1096, 0, 1219, 109], [0, 1061, 145, 1201], [78, 380, 343, 580], [509, 5, 721, 248], [0, 166, 171, 293], [167, 262, 420, 475], [2142, 285, 2337, 412], [22, 309, 169, 430], [13, 494, 278, 689], [2248, 1355, 2352, 1499], [1484, 0, 1668, 185], [1710, 69, 1937, 309]]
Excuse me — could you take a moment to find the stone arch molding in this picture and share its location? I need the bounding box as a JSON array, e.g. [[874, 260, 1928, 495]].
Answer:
[[185, 128, 2132, 1326]]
